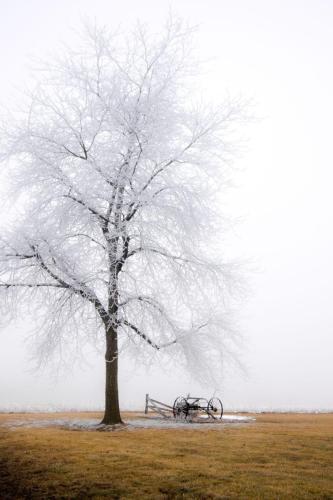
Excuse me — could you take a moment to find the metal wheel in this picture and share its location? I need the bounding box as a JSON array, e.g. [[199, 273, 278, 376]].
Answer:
[[173, 396, 188, 419], [207, 397, 223, 419]]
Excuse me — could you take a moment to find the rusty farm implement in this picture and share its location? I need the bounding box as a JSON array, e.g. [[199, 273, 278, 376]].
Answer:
[[145, 394, 223, 421]]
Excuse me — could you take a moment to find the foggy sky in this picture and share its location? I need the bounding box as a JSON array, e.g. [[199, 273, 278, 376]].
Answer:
[[0, 0, 332, 411]]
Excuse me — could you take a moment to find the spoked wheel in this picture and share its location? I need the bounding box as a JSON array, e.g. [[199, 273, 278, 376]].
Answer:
[[173, 397, 188, 419], [207, 397, 223, 419]]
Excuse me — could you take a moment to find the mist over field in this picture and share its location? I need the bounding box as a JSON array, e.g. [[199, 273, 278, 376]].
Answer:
[[0, 0, 332, 414]]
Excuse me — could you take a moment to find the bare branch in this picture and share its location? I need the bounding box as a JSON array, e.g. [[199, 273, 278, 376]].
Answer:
[[64, 194, 108, 222], [121, 320, 176, 350], [126, 246, 193, 264], [0, 283, 64, 288]]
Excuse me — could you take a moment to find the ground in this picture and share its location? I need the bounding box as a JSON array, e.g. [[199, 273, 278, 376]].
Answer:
[[0, 412, 332, 499]]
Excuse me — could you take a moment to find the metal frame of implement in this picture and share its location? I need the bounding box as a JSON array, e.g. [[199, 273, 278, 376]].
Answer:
[[145, 394, 223, 420], [144, 394, 174, 418]]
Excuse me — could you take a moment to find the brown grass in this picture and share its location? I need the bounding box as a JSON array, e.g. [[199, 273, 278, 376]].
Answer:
[[0, 412, 332, 499]]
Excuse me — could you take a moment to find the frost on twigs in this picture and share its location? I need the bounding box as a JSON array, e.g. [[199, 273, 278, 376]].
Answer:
[[0, 16, 246, 385]]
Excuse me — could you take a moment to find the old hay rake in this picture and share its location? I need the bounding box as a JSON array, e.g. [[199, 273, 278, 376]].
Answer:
[[145, 393, 223, 421]]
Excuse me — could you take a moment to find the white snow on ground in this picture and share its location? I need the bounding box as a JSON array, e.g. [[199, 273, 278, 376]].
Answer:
[[1, 414, 255, 431], [199, 414, 253, 421], [1, 406, 331, 413]]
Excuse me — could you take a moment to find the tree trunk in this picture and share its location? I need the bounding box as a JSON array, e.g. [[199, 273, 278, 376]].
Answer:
[[101, 327, 123, 425]]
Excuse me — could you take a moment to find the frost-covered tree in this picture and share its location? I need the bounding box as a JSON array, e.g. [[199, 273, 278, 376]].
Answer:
[[0, 19, 244, 424]]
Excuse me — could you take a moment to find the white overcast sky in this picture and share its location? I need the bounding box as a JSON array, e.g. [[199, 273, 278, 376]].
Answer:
[[0, 0, 332, 411]]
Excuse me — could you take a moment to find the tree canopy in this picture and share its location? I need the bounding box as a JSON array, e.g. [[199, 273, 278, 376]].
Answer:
[[0, 18, 244, 423]]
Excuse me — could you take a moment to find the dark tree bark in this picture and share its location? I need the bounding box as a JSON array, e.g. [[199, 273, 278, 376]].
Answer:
[[101, 327, 123, 425]]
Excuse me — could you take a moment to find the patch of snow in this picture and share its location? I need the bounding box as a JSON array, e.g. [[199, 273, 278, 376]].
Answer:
[[223, 414, 255, 421], [1, 406, 332, 414], [1, 414, 254, 431], [196, 414, 253, 421]]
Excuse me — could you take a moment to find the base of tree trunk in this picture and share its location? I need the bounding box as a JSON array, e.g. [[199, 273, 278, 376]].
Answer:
[[100, 416, 124, 426], [98, 422, 125, 432]]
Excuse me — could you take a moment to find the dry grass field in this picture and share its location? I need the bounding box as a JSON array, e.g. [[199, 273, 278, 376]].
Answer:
[[0, 412, 332, 499]]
